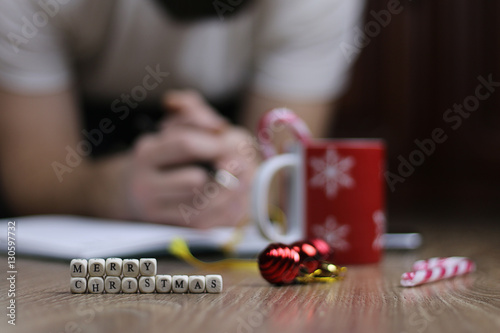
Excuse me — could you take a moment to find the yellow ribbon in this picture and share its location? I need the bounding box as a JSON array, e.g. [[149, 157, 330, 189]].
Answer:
[[168, 205, 286, 271], [169, 238, 257, 270]]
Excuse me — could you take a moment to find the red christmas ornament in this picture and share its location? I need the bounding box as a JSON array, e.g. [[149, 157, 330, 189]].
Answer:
[[291, 239, 331, 274], [309, 238, 331, 261], [258, 239, 334, 285], [258, 243, 301, 285]]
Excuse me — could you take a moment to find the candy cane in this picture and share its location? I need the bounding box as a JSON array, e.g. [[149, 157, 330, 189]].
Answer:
[[401, 257, 475, 287], [257, 108, 312, 159], [412, 257, 471, 271]]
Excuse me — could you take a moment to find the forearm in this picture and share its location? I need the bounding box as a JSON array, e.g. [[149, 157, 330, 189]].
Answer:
[[79, 153, 132, 220], [1, 151, 132, 219]]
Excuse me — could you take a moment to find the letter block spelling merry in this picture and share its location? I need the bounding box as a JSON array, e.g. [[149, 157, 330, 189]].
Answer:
[[139, 258, 157, 276], [88, 259, 105, 277], [70, 259, 87, 277], [122, 259, 140, 277], [105, 258, 123, 276]]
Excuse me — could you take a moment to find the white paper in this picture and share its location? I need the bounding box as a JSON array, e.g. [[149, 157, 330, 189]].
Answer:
[[0, 215, 270, 259]]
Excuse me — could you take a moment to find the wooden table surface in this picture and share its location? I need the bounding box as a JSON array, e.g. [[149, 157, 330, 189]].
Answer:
[[1, 217, 500, 333]]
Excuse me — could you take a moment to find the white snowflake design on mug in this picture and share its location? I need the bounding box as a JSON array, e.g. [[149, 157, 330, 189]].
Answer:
[[309, 149, 355, 198], [372, 210, 386, 250], [313, 216, 351, 251]]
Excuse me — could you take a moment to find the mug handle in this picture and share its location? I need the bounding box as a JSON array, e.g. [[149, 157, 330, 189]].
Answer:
[[251, 153, 301, 243]]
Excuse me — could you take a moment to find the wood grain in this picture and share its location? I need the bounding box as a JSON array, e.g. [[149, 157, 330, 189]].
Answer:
[[1, 220, 500, 333]]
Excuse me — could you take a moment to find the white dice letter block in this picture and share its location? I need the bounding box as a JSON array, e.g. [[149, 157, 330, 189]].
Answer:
[[122, 259, 140, 277], [139, 258, 157, 276], [88, 259, 105, 277], [88, 277, 104, 294], [122, 277, 138, 294], [105, 276, 122, 294], [70, 259, 87, 277], [205, 275, 223, 293], [139, 276, 156, 293], [105, 258, 123, 276], [189, 276, 206, 293], [70, 277, 87, 294], [172, 275, 189, 293], [156, 275, 172, 293]]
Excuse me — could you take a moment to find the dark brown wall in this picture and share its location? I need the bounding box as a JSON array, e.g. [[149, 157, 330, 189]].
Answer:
[[335, 0, 500, 217]]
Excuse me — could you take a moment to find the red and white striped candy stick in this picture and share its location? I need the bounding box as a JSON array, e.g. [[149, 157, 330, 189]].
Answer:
[[400, 257, 475, 287], [257, 108, 312, 159], [412, 256, 471, 271]]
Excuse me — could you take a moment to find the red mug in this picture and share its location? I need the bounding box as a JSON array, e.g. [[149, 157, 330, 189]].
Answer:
[[252, 139, 386, 264]]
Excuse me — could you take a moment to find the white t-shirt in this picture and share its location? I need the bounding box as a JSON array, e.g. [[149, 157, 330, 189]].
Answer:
[[0, 0, 364, 103]]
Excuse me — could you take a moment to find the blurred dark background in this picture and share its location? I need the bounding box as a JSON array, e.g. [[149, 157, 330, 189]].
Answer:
[[334, 0, 500, 221]]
